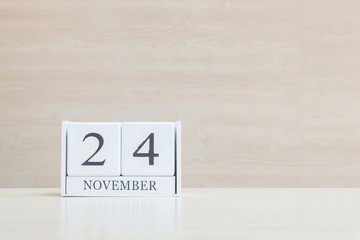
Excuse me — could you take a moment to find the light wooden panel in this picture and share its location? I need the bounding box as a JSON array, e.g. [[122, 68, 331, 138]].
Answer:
[[1, 188, 359, 239], [1, 0, 360, 187]]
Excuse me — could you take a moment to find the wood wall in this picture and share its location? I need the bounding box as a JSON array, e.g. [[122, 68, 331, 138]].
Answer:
[[1, 0, 360, 187]]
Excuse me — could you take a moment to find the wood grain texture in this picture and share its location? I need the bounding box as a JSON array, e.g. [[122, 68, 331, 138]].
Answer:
[[1, 0, 360, 187]]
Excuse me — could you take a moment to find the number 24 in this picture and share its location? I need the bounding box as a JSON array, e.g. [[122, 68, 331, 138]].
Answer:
[[81, 133, 159, 166]]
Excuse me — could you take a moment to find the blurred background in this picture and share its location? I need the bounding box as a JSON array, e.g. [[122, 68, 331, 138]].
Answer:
[[1, 0, 360, 187]]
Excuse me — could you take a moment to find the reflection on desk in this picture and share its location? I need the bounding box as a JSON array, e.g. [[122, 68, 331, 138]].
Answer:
[[62, 196, 180, 236]]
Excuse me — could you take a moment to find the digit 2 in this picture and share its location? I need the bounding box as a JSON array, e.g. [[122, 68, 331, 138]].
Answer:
[[133, 133, 159, 165], [81, 132, 106, 166]]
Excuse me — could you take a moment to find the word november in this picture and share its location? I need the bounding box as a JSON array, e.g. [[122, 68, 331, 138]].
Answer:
[[83, 179, 157, 191]]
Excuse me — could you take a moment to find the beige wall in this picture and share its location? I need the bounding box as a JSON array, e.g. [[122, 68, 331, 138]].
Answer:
[[1, 0, 360, 187]]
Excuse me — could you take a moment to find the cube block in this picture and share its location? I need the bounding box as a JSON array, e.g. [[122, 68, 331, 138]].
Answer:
[[61, 121, 181, 197]]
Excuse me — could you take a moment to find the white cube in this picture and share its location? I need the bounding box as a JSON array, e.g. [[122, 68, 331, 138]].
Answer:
[[67, 122, 121, 176], [122, 122, 175, 176]]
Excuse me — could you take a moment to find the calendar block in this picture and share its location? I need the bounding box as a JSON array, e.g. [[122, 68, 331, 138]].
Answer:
[[122, 122, 175, 176], [67, 122, 121, 176], [61, 121, 181, 197]]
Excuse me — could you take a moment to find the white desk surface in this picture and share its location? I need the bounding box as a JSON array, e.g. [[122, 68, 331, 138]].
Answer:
[[0, 188, 359, 240]]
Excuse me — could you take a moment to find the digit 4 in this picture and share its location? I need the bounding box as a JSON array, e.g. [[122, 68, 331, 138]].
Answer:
[[133, 133, 159, 165]]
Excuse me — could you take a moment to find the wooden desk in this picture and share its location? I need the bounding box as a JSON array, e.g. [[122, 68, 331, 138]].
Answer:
[[0, 188, 359, 239]]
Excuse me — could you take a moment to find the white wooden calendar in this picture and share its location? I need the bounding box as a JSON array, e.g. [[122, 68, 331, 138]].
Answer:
[[61, 121, 181, 196]]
